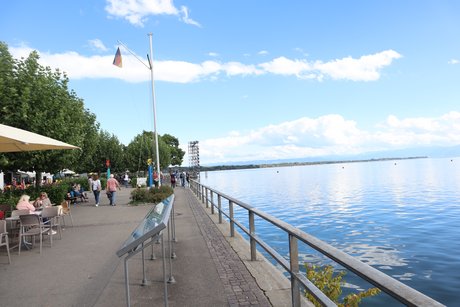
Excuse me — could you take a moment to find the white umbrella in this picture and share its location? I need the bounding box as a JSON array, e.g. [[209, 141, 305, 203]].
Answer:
[[61, 169, 76, 175], [0, 124, 79, 152]]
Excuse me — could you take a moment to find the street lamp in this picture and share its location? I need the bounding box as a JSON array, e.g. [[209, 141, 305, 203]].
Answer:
[[117, 34, 161, 187]]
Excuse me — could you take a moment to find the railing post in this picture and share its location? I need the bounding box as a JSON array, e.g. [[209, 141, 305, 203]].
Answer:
[[218, 195, 222, 224], [167, 219, 176, 284], [201, 185, 205, 204], [205, 188, 209, 208], [210, 190, 214, 214], [229, 200, 235, 237], [249, 211, 256, 261], [289, 234, 300, 307]]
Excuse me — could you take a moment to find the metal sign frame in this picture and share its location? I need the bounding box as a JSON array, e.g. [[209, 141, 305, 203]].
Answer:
[[116, 194, 175, 307]]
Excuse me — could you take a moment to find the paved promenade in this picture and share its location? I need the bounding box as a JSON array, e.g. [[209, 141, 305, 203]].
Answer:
[[0, 186, 295, 306]]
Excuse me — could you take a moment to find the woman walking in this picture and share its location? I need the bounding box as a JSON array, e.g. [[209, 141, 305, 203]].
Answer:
[[89, 174, 102, 206]]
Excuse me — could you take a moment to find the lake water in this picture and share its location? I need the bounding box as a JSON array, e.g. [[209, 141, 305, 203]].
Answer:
[[199, 157, 460, 306]]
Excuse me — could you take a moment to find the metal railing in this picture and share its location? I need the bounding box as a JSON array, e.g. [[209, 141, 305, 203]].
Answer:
[[190, 180, 444, 307]]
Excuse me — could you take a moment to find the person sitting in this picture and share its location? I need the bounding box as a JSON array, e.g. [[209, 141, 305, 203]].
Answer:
[[71, 183, 80, 197], [76, 184, 88, 201], [33, 192, 52, 209], [16, 194, 36, 213], [65, 189, 77, 205]]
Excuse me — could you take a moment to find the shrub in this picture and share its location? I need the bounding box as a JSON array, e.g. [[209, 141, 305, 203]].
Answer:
[[304, 264, 380, 307], [0, 175, 100, 208], [40, 184, 68, 204], [0, 182, 68, 208], [0, 191, 18, 208], [60, 177, 106, 193], [130, 185, 173, 205]]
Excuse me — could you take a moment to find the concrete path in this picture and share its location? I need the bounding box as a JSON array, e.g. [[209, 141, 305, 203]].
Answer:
[[0, 186, 294, 306]]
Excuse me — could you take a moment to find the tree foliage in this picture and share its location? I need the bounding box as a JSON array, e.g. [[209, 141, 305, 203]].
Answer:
[[0, 42, 184, 177], [123, 131, 173, 173], [305, 264, 381, 307], [162, 133, 185, 166], [0, 42, 98, 174]]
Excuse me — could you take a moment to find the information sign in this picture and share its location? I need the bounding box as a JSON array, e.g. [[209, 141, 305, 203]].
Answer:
[[116, 194, 174, 257]]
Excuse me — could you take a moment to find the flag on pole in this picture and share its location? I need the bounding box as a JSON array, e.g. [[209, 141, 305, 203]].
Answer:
[[113, 47, 122, 68]]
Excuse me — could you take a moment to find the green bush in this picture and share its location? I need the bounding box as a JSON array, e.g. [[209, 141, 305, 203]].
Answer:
[[34, 184, 68, 205], [0, 182, 68, 208], [0, 192, 18, 208], [60, 176, 107, 193], [130, 185, 173, 205], [304, 264, 380, 307]]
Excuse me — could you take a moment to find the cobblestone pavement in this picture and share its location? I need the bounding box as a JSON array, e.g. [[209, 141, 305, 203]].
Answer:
[[182, 188, 272, 306]]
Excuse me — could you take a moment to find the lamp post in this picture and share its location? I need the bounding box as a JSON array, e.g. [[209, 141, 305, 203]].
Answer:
[[117, 35, 161, 188], [148, 33, 161, 187]]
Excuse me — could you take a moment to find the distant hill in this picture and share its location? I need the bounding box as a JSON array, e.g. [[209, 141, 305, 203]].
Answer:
[[201, 145, 460, 168]]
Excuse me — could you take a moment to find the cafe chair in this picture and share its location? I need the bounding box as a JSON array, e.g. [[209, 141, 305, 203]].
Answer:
[[8, 209, 30, 242], [41, 207, 62, 246], [59, 201, 74, 228], [11, 209, 30, 217], [18, 214, 48, 255], [0, 220, 11, 264]]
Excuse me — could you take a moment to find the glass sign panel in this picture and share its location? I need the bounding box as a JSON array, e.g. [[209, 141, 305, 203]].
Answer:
[[116, 194, 174, 257]]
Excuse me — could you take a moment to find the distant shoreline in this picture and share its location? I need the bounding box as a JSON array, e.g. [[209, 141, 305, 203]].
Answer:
[[200, 156, 428, 172]]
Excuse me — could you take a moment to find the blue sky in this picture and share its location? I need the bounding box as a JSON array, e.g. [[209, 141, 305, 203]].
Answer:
[[2, 0, 460, 166]]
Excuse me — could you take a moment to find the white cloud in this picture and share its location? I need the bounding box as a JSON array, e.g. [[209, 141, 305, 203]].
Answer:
[[448, 59, 459, 65], [198, 112, 460, 164], [258, 50, 269, 56], [179, 5, 201, 27], [313, 50, 402, 81], [259, 56, 312, 77], [88, 39, 108, 52], [222, 62, 264, 76], [105, 0, 199, 27], [259, 50, 401, 81], [8, 45, 401, 84], [375, 112, 460, 146]]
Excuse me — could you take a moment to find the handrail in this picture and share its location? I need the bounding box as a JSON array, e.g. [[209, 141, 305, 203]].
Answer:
[[190, 180, 444, 307]]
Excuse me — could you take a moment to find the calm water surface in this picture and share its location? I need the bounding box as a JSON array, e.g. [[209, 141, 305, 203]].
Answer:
[[199, 158, 460, 306]]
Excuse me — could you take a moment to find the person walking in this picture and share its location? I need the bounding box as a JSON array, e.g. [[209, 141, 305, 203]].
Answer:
[[106, 174, 121, 206], [180, 171, 186, 187], [89, 174, 102, 207], [123, 172, 129, 188], [170, 171, 176, 188]]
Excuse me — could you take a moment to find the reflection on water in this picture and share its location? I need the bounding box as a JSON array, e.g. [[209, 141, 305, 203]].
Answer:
[[200, 158, 460, 306], [340, 244, 407, 267]]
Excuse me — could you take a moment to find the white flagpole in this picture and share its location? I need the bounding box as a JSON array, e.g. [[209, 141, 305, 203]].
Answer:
[[148, 33, 161, 187]]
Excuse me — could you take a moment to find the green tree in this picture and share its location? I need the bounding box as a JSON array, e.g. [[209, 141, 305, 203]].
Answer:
[[124, 131, 153, 174], [162, 133, 185, 166], [0, 42, 183, 179], [0, 43, 98, 177], [90, 130, 124, 173], [124, 131, 173, 174]]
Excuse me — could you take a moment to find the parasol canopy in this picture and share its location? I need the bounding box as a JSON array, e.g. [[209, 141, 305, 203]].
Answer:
[[0, 123, 80, 152]]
